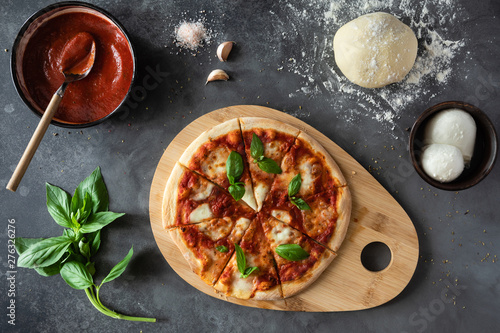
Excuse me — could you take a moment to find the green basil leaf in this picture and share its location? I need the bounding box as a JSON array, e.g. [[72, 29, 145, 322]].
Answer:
[[35, 262, 61, 277], [275, 244, 309, 261], [63, 228, 76, 240], [86, 262, 96, 276], [216, 245, 228, 253], [79, 192, 93, 223], [79, 238, 91, 259], [226, 151, 244, 182], [227, 174, 235, 184], [88, 230, 101, 256], [15, 237, 45, 255], [234, 244, 246, 275], [46, 183, 72, 228], [74, 167, 109, 214], [79, 211, 125, 233], [228, 184, 245, 201], [17, 236, 72, 268], [250, 133, 264, 159], [257, 157, 282, 174], [15, 237, 62, 276], [288, 174, 302, 197], [241, 266, 259, 279], [290, 197, 311, 210], [101, 247, 133, 285], [60, 261, 93, 290]]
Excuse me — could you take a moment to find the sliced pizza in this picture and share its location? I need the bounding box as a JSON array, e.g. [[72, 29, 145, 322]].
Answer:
[[178, 118, 258, 210], [268, 131, 347, 201], [163, 162, 255, 228], [240, 117, 300, 211], [262, 187, 351, 252], [259, 213, 336, 298], [169, 216, 252, 286], [214, 219, 282, 300]]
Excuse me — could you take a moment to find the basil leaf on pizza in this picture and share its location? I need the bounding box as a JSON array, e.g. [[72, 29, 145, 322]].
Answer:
[[275, 244, 310, 261], [290, 197, 311, 210], [226, 151, 244, 180], [257, 157, 282, 174], [216, 245, 228, 253], [250, 133, 282, 174], [226, 152, 246, 201], [288, 174, 310, 210], [241, 266, 259, 279], [288, 174, 302, 197], [250, 133, 264, 160], [229, 183, 245, 201], [235, 244, 258, 278]]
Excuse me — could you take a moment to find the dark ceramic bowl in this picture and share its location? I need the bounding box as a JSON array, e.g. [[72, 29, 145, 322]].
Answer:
[[11, 1, 135, 128], [409, 101, 497, 191]]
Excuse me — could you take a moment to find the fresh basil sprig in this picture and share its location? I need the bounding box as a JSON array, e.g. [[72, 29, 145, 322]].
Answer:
[[288, 174, 311, 210], [15, 167, 156, 323], [226, 151, 246, 201], [216, 245, 228, 253], [234, 244, 259, 278], [250, 133, 282, 174], [275, 244, 310, 261]]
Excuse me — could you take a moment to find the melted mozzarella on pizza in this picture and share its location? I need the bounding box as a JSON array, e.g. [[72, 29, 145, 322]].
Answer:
[[271, 209, 291, 224], [200, 147, 228, 178], [189, 203, 213, 222], [254, 183, 269, 210], [229, 217, 252, 242], [191, 183, 214, 201], [268, 221, 298, 244], [197, 218, 232, 241]]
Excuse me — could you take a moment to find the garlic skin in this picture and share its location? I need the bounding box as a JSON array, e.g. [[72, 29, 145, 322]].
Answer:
[[206, 69, 229, 84], [217, 41, 234, 62]]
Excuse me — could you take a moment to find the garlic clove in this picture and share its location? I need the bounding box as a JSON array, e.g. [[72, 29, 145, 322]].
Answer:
[[206, 69, 229, 84], [217, 41, 234, 62]]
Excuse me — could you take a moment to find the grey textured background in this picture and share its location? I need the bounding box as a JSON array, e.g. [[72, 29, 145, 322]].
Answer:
[[1, 0, 499, 332]]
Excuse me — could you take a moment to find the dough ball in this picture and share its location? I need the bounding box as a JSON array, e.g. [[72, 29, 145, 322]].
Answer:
[[421, 144, 464, 183], [333, 12, 418, 88], [424, 109, 476, 163]]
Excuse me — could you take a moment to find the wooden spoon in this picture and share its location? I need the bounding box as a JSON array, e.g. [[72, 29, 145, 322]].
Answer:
[[6, 32, 96, 192]]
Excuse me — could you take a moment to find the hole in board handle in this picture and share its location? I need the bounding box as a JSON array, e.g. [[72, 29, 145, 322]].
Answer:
[[361, 242, 392, 272]]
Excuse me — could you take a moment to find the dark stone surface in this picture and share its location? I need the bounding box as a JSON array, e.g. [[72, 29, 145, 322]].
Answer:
[[1, 0, 499, 332]]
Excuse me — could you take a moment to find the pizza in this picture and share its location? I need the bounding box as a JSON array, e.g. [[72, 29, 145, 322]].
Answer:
[[162, 117, 351, 300]]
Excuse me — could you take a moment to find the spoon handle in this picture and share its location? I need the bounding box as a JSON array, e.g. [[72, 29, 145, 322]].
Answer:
[[6, 88, 65, 192]]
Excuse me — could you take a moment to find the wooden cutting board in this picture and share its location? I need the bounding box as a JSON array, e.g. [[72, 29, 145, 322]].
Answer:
[[149, 105, 419, 311]]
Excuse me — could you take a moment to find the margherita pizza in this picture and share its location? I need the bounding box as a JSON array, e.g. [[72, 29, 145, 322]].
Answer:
[[162, 117, 351, 300]]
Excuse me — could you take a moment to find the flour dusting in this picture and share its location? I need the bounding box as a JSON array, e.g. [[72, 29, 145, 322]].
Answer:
[[278, 0, 466, 138]]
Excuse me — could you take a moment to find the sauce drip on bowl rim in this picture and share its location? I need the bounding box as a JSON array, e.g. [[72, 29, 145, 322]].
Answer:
[[22, 12, 134, 124]]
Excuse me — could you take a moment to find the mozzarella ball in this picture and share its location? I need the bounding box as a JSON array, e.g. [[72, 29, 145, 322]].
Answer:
[[424, 109, 476, 163], [333, 12, 418, 88], [421, 144, 464, 183]]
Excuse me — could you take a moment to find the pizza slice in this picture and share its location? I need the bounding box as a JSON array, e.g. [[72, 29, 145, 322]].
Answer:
[[259, 214, 336, 298], [214, 219, 282, 300], [268, 131, 347, 201], [262, 186, 351, 252], [240, 117, 300, 212], [178, 118, 258, 210], [163, 162, 255, 228], [169, 216, 252, 286]]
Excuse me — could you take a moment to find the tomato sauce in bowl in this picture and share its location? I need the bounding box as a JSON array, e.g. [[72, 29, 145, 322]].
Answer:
[[12, 2, 135, 127]]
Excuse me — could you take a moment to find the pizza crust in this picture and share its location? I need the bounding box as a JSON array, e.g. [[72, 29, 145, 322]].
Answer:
[[329, 186, 352, 253], [162, 162, 184, 229], [281, 247, 336, 298], [239, 117, 301, 138]]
